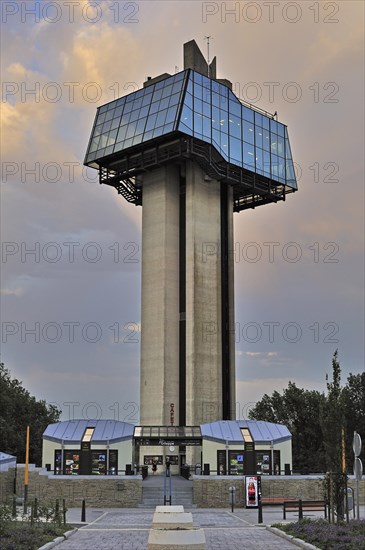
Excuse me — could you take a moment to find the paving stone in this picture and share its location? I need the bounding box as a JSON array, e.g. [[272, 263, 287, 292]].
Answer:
[[55, 509, 301, 549]]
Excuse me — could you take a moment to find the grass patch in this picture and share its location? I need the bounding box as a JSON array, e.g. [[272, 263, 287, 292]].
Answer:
[[272, 518, 365, 550]]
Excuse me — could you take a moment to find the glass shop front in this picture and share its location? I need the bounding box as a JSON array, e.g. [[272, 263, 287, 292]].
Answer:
[[54, 448, 118, 475]]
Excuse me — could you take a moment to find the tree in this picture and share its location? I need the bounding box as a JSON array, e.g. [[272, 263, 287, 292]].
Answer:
[[342, 372, 365, 465], [0, 362, 60, 465], [319, 351, 347, 520], [248, 381, 326, 472], [320, 350, 344, 472]]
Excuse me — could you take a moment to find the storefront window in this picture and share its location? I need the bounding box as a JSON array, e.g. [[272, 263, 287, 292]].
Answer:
[[256, 451, 271, 475], [255, 450, 281, 475], [55, 448, 118, 475], [64, 451, 80, 475], [229, 451, 244, 475], [91, 451, 106, 475]]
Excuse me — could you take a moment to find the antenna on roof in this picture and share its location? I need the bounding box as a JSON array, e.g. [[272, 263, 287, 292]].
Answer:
[[204, 36, 213, 77]]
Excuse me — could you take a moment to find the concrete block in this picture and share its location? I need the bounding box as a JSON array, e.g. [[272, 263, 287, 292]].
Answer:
[[152, 511, 193, 529], [155, 505, 184, 513], [148, 528, 206, 549]]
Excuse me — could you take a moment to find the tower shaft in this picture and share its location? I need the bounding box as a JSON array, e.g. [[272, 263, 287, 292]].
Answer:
[[140, 162, 235, 426]]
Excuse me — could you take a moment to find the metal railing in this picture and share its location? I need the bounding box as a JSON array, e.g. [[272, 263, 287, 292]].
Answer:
[[163, 468, 172, 505]]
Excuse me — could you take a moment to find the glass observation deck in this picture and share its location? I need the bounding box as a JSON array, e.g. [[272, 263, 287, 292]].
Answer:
[[84, 69, 297, 211]]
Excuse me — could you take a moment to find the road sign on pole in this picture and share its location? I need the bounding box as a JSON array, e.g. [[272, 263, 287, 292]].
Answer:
[[354, 457, 363, 480], [353, 432, 362, 457], [353, 432, 362, 520]]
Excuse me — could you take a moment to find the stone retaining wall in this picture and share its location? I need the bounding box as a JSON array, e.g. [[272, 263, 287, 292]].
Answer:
[[192, 475, 365, 508], [193, 476, 246, 508], [2, 468, 363, 509], [0, 466, 142, 508]]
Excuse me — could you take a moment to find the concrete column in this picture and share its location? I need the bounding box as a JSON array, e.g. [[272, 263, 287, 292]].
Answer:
[[140, 165, 180, 426], [185, 162, 222, 426], [227, 185, 236, 420]]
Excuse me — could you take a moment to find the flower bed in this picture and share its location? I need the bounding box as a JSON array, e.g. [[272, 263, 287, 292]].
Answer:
[[0, 522, 70, 550], [273, 518, 365, 550], [0, 502, 70, 550]]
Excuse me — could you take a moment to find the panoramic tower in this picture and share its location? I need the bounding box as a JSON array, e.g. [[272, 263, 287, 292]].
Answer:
[[84, 40, 297, 429]]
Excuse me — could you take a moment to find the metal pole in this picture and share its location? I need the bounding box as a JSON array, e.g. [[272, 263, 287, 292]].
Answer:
[[356, 478, 360, 519], [81, 499, 86, 522], [225, 441, 229, 475], [106, 440, 110, 474], [345, 476, 349, 523], [270, 441, 274, 475], [258, 500, 263, 523], [23, 425, 30, 514]]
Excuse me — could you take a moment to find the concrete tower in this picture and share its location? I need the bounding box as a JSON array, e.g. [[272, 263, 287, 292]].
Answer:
[[84, 41, 297, 430]]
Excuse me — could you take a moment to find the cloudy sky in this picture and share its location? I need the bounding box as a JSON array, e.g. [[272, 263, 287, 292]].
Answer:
[[1, 0, 364, 424]]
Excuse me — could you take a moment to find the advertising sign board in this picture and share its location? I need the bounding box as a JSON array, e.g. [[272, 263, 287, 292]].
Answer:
[[245, 475, 261, 508]]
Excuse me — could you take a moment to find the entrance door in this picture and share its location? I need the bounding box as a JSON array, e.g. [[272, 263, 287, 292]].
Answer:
[[217, 450, 227, 475]]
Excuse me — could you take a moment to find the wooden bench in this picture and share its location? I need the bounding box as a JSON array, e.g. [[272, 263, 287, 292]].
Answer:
[[283, 499, 327, 520], [261, 497, 296, 506]]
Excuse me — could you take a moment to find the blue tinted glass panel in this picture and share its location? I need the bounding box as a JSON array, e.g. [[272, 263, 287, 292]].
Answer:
[[97, 112, 106, 124], [194, 112, 203, 134], [255, 126, 263, 148], [255, 148, 263, 174], [179, 122, 193, 136], [278, 157, 285, 181], [129, 110, 140, 122], [149, 102, 160, 115], [169, 93, 180, 107], [142, 93, 153, 107], [243, 121, 254, 144], [180, 105, 193, 129], [263, 129, 270, 151], [242, 106, 254, 122], [229, 99, 241, 117], [277, 135, 284, 157], [160, 97, 169, 110], [202, 117, 211, 139], [271, 154, 279, 178], [165, 106, 178, 125], [243, 142, 255, 169], [212, 129, 220, 148], [271, 135, 277, 154], [229, 115, 241, 139], [111, 118, 120, 130], [263, 151, 271, 176], [194, 98, 203, 113], [203, 101, 210, 117], [230, 136, 242, 163]]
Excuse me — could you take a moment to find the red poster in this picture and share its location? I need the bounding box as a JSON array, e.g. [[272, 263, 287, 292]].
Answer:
[[245, 476, 258, 507]]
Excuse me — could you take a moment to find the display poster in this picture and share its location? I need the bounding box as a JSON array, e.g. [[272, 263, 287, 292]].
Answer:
[[245, 475, 260, 507]]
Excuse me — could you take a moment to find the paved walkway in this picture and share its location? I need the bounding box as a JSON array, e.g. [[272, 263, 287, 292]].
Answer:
[[56, 476, 363, 550], [58, 507, 305, 549]]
